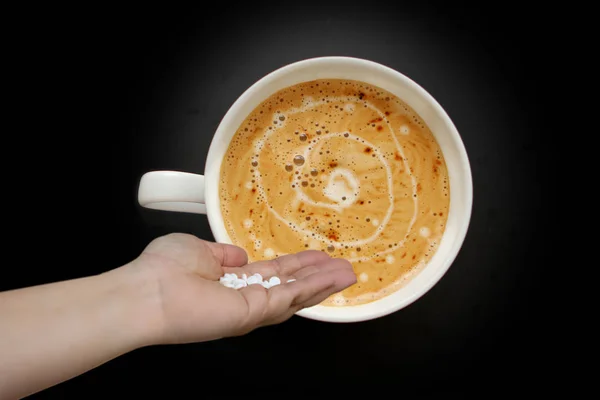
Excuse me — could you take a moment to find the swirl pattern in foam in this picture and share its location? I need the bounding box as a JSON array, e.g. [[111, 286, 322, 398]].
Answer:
[[220, 79, 450, 306]]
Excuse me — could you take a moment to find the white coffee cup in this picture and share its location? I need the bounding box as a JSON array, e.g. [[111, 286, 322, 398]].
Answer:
[[137, 56, 473, 323]]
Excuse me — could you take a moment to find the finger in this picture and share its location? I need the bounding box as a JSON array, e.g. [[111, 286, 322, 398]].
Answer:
[[289, 264, 356, 306], [271, 250, 332, 276], [222, 260, 276, 279], [235, 284, 268, 332], [223, 250, 331, 278], [268, 284, 346, 326], [265, 267, 357, 326], [297, 285, 344, 309], [202, 241, 248, 268], [265, 261, 356, 321], [289, 258, 354, 281]]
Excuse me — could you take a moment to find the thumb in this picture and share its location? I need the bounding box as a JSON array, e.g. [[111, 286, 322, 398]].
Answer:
[[197, 240, 249, 279], [201, 241, 249, 268]]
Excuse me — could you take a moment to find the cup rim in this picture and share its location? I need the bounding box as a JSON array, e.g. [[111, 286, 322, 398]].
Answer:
[[205, 56, 473, 323]]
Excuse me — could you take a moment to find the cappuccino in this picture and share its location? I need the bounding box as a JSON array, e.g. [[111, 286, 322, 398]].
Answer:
[[219, 79, 449, 306]]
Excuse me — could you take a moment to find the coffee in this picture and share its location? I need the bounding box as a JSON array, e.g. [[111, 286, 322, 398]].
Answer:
[[219, 79, 449, 306]]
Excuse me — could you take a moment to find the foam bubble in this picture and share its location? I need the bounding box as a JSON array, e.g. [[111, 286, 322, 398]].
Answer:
[[420, 227, 431, 238], [386, 255, 395, 264], [359, 272, 369, 282], [400, 125, 410, 135], [344, 103, 355, 113], [264, 248, 275, 258], [243, 219, 253, 229], [254, 240, 262, 250]]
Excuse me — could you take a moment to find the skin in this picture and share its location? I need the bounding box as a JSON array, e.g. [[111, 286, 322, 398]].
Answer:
[[0, 233, 356, 399]]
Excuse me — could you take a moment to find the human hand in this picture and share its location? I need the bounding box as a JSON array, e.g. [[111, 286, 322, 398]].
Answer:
[[129, 233, 356, 344]]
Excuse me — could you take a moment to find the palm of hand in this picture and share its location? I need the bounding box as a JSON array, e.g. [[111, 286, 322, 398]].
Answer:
[[134, 233, 356, 344]]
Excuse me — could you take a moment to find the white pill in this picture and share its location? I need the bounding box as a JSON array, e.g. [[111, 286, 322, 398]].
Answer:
[[246, 275, 262, 285], [233, 279, 247, 288], [269, 276, 281, 286]]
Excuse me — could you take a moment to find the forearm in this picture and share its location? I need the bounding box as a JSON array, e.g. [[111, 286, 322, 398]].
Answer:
[[0, 264, 163, 399]]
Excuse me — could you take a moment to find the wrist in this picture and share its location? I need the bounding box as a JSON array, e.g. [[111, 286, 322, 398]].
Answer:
[[100, 261, 165, 349]]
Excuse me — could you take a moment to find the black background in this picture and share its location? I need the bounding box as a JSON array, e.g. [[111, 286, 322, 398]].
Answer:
[[4, 1, 558, 396]]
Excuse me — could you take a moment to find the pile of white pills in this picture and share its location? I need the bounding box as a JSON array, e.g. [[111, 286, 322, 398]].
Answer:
[[219, 272, 295, 290]]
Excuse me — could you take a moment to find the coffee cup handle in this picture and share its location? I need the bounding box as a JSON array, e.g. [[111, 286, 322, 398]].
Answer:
[[137, 171, 207, 214]]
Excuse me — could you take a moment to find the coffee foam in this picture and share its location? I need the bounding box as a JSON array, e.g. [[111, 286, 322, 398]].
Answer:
[[248, 96, 418, 259], [220, 79, 450, 306]]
